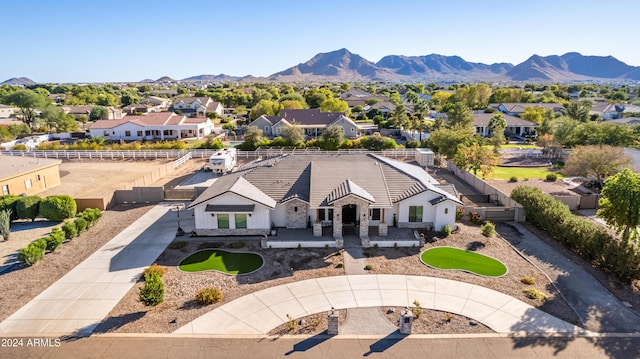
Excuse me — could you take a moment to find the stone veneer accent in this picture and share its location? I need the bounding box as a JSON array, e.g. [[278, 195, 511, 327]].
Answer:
[[285, 198, 308, 229], [331, 196, 371, 239], [378, 223, 388, 236], [313, 222, 322, 237]]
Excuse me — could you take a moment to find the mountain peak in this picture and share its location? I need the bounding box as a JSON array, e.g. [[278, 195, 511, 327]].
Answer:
[[1, 77, 36, 85]]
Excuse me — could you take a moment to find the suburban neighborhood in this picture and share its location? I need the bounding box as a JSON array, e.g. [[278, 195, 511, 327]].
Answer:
[[2, 2, 640, 358]]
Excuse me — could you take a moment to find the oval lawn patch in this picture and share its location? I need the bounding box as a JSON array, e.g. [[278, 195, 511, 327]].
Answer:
[[179, 249, 264, 275], [420, 246, 507, 277]]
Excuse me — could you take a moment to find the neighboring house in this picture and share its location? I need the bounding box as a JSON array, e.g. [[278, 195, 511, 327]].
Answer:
[[473, 113, 538, 138], [61, 105, 124, 120], [170, 97, 223, 118], [0, 104, 15, 118], [152, 89, 178, 97], [248, 109, 374, 138], [492, 103, 564, 116], [368, 101, 398, 115], [139, 96, 172, 111], [340, 89, 389, 108], [0, 155, 62, 196], [188, 154, 462, 238], [590, 101, 640, 120], [89, 112, 214, 141], [122, 103, 151, 115]]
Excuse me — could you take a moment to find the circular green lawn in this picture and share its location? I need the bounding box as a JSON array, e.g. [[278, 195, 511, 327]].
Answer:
[[179, 249, 264, 275], [420, 246, 507, 277]]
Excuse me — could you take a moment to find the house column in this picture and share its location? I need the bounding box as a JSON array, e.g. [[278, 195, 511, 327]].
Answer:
[[332, 206, 342, 240], [359, 204, 369, 239]]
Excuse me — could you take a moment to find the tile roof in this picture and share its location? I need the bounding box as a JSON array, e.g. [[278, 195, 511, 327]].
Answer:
[[278, 109, 346, 126], [473, 113, 538, 127], [173, 97, 211, 105], [89, 112, 189, 129], [497, 103, 564, 113], [190, 153, 463, 210]]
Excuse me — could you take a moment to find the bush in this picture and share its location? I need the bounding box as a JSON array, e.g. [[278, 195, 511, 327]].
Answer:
[[18, 239, 47, 266], [15, 196, 41, 222], [521, 276, 536, 285], [481, 221, 495, 237], [138, 273, 164, 306], [441, 224, 452, 237], [512, 186, 640, 282], [546, 173, 558, 182], [469, 212, 483, 225], [45, 228, 66, 251], [523, 288, 547, 302], [74, 217, 88, 233], [195, 287, 223, 305], [0, 195, 20, 221], [62, 221, 78, 240], [40, 195, 77, 221], [455, 208, 465, 221], [509, 176, 518, 183], [231, 241, 245, 249], [78, 208, 102, 227], [142, 264, 167, 278], [364, 264, 373, 271], [0, 209, 10, 241]]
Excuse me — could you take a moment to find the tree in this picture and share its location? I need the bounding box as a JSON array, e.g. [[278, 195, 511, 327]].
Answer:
[[454, 143, 499, 178], [280, 125, 304, 146], [487, 113, 507, 151], [565, 101, 591, 122], [90, 106, 109, 121], [319, 97, 349, 114], [5, 89, 48, 129], [563, 145, 631, 186], [280, 100, 304, 110], [55, 114, 78, 133], [121, 93, 139, 106], [319, 125, 344, 150], [242, 126, 266, 149], [427, 126, 474, 160], [598, 169, 640, 243], [389, 104, 410, 129], [521, 107, 545, 124], [444, 102, 473, 129], [250, 99, 280, 120]]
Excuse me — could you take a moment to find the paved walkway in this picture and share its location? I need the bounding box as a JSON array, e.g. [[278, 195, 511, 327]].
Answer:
[[504, 222, 640, 333], [0, 204, 177, 336], [175, 274, 584, 335]]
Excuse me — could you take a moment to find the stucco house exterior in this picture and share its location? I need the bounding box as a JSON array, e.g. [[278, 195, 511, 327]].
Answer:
[[248, 109, 374, 139], [492, 103, 564, 117], [0, 156, 62, 196], [473, 113, 538, 137], [188, 154, 462, 242], [0, 104, 15, 118], [170, 97, 223, 118], [89, 112, 214, 141]]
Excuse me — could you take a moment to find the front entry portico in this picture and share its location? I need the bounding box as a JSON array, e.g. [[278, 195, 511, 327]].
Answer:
[[332, 198, 371, 240]]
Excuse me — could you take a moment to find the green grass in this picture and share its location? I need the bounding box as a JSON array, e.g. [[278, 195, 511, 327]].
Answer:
[[179, 249, 264, 274], [488, 166, 563, 180], [420, 247, 507, 277]]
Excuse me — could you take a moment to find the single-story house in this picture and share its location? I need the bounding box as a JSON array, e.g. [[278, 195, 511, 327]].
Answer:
[[0, 155, 62, 196], [339, 89, 389, 108], [248, 109, 374, 138], [62, 105, 124, 120], [473, 113, 538, 137], [170, 97, 223, 118], [188, 153, 462, 239], [88, 112, 214, 141], [140, 96, 172, 111], [492, 103, 564, 116], [590, 101, 640, 120], [0, 104, 15, 118]]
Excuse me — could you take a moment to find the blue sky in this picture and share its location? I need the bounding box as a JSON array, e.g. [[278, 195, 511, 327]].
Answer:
[[3, 0, 639, 83]]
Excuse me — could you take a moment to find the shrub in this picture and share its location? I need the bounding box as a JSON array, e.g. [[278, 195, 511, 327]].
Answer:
[[61, 221, 78, 240], [523, 288, 547, 301], [335, 263, 343, 268], [18, 238, 47, 266], [364, 264, 373, 271], [40, 195, 77, 221], [195, 287, 223, 305], [0, 209, 10, 241], [143, 264, 167, 278], [441, 224, 452, 237], [0, 195, 20, 221], [15, 196, 41, 222], [521, 276, 536, 285], [509, 176, 518, 183], [138, 273, 164, 306], [45, 228, 65, 252], [74, 217, 88, 233], [455, 208, 465, 221], [481, 221, 495, 237], [168, 241, 187, 249], [546, 173, 558, 182], [297, 243, 302, 250], [469, 212, 483, 225], [231, 241, 245, 249], [393, 242, 399, 250]]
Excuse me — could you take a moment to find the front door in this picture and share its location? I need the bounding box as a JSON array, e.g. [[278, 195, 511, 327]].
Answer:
[[342, 204, 357, 224]]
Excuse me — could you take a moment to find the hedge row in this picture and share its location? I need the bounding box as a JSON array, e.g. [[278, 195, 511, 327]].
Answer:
[[511, 186, 640, 282], [17, 208, 103, 267], [0, 195, 77, 222]]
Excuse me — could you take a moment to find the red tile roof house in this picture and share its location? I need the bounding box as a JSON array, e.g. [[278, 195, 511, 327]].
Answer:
[[248, 109, 377, 139], [88, 112, 214, 141]]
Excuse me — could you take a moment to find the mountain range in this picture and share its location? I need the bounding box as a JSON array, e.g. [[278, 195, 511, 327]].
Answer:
[[4, 49, 640, 84]]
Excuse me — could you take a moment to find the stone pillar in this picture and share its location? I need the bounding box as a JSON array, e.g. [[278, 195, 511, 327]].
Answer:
[[333, 207, 342, 240], [359, 210, 369, 238], [327, 308, 339, 335], [399, 307, 413, 335], [335, 239, 343, 249], [361, 237, 370, 248], [313, 222, 322, 237], [378, 223, 388, 237], [261, 235, 268, 249]]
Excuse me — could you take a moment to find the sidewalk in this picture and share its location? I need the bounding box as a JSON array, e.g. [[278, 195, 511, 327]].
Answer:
[[175, 274, 584, 335], [0, 204, 177, 336]]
